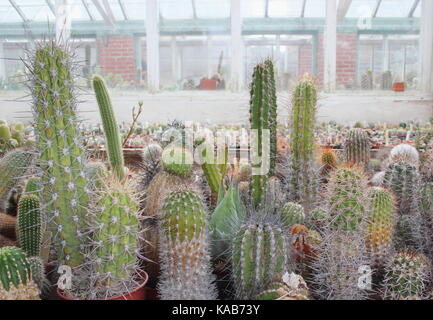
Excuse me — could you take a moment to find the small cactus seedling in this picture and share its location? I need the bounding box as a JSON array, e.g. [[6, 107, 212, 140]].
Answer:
[[383, 251, 431, 300], [158, 188, 217, 300], [17, 194, 42, 257], [0, 246, 40, 300], [343, 129, 371, 168]]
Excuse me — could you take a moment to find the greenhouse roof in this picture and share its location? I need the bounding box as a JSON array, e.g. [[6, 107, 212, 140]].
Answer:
[[0, 0, 422, 37]]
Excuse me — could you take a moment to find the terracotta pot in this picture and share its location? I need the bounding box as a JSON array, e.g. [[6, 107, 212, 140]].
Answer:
[[199, 78, 217, 90], [56, 270, 149, 300], [392, 82, 405, 92]]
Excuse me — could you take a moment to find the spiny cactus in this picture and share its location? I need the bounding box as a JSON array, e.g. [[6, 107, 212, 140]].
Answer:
[[93, 75, 125, 181], [365, 187, 395, 268], [27, 41, 92, 267], [161, 146, 193, 177], [0, 124, 12, 141], [344, 129, 370, 168], [389, 144, 419, 168], [383, 251, 431, 300], [0, 246, 40, 300], [158, 188, 217, 300], [320, 147, 338, 177], [88, 176, 142, 299], [255, 273, 309, 300], [280, 202, 305, 227], [326, 166, 368, 231], [289, 224, 321, 263], [27, 256, 49, 293], [0, 148, 33, 201], [140, 143, 162, 188], [419, 183, 433, 259], [232, 217, 290, 299], [24, 177, 42, 195], [249, 60, 277, 207], [17, 194, 42, 257], [284, 76, 318, 212]]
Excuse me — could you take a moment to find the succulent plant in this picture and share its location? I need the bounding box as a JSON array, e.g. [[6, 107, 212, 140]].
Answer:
[[344, 129, 370, 168], [383, 251, 431, 300], [320, 147, 338, 177], [27, 41, 92, 268], [232, 216, 290, 299], [23, 177, 42, 195], [161, 146, 193, 177], [0, 246, 40, 300], [389, 144, 419, 168], [158, 188, 217, 300], [17, 194, 42, 257], [280, 202, 305, 227], [0, 212, 16, 240], [289, 224, 321, 263]]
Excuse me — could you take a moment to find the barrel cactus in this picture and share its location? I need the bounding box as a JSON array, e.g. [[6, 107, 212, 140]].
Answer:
[[280, 202, 305, 227], [344, 129, 370, 168], [158, 188, 217, 300], [0, 246, 40, 300], [389, 144, 419, 168]]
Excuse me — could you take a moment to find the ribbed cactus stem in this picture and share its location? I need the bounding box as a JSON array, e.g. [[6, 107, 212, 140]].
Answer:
[[28, 42, 91, 267], [17, 194, 42, 257], [264, 59, 277, 177], [344, 129, 371, 167], [93, 75, 125, 181], [232, 220, 289, 299], [158, 189, 217, 300], [0, 148, 33, 200]]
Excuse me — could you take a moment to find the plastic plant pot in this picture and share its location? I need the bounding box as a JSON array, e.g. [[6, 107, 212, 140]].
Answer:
[[392, 82, 405, 92], [56, 270, 149, 300]]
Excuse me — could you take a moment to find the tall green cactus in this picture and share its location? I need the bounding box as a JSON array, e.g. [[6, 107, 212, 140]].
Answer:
[[232, 219, 289, 299], [0, 246, 40, 300], [0, 148, 33, 201], [28, 42, 91, 267], [249, 59, 277, 207], [89, 177, 141, 299], [365, 187, 395, 268], [17, 194, 42, 257], [158, 189, 217, 300], [93, 75, 125, 181], [285, 76, 318, 212], [344, 129, 370, 168]]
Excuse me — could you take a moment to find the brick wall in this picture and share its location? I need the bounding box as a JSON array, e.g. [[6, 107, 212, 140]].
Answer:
[[97, 36, 136, 83], [298, 43, 313, 77]]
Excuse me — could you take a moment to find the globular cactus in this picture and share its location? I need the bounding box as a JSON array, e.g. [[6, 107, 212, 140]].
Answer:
[[383, 251, 431, 300], [0, 148, 33, 201], [255, 273, 309, 300], [308, 207, 327, 230], [326, 166, 368, 231], [93, 75, 125, 181], [389, 144, 419, 168], [280, 202, 305, 227], [365, 187, 395, 268], [88, 177, 142, 299], [284, 76, 318, 212], [249, 60, 277, 207], [320, 147, 338, 177], [17, 194, 42, 257], [161, 146, 193, 177], [0, 246, 40, 300], [158, 188, 217, 300], [232, 217, 290, 299], [27, 41, 92, 268], [0, 124, 12, 141], [343, 129, 371, 168], [371, 171, 385, 186]]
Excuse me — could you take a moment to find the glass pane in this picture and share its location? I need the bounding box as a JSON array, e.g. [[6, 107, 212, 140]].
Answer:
[[71, 0, 103, 21], [346, 0, 377, 18], [241, 0, 265, 18], [304, 0, 326, 17], [195, 0, 230, 19], [376, 0, 414, 17], [122, 0, 145, 20], [0, 0, 23, 23], [14, 0, 55, 22], [268, 0, 304, 18], [105, 0, 126, 20], [160, 0, 194, 19]]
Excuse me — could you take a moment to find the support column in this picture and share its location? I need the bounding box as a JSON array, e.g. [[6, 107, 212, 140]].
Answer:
[[419, 0, 433, 93], [146, 0, 160, 93], [55, 0, 71, 45], [230, 0, 244, 91], [324, 0, 337, 93]]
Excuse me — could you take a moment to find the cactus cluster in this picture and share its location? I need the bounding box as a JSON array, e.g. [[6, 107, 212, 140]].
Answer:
[[344, 129, 371, 168]]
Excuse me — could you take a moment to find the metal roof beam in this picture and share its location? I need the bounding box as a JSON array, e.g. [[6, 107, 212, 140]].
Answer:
[[372, 0, 382, 18], [337, 0, 352, 21], [118, 0, 128, 20], [91, 0, 114, 26], [82, 0, 95, 21], [408, 0, 420, 17], [191, 0, 197, 19], [46, 0, 56, 15], [102, 0, 116, 22], [8, 0, 29, 23], [265, 0, 269, 18], [300, 0, 307, 18]]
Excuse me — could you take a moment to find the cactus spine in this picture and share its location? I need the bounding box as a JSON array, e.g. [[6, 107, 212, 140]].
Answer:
[[285, 76, 318, 212], [17, 194, 42, 257], [28, 42, 91, 267], [344, 129, 370, 168], [232, 219, 290, 299], [0, 148, 33, 200], [93, 75, 125, 181], [0, 246, 40, 300], [365, 187, 395, 268], [158, 189, 217, 300], [280, 202, 305, 227], [249, 59, 277, 207]]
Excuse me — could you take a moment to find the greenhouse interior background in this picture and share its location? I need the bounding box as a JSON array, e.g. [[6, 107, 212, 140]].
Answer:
[[0, 0, 432, 124]]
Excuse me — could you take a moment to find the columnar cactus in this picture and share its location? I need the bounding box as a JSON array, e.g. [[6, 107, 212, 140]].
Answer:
[[383, 251, 431, 300], [284, 76, 318, 212], [344, 129, 370, 168], [93, 75, 125, 181], [249, 60, 277, 207], [326, 166, 368, 231], [280, 202, 305, 227], [158, 188, 217, 300], [17, 194, 42, 257], [0, 246, 40, 300], [232, 218, 290, 299], [88, 177, 142, 299], [365, 187, 395, 268], [27, 41, 92, 267], [0, 148, 33, 201]]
